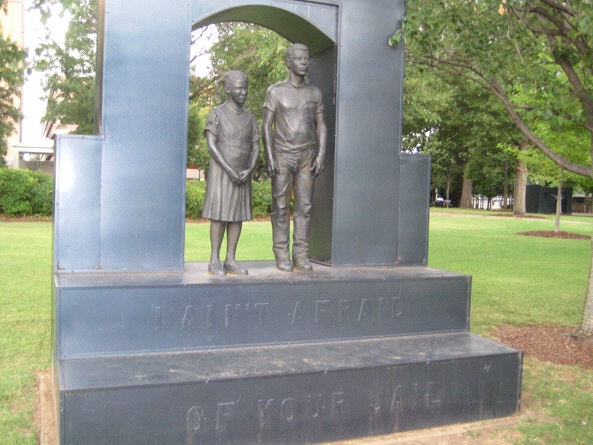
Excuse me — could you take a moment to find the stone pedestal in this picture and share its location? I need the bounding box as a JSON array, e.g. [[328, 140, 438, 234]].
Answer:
[[53, 263, 521, 444]]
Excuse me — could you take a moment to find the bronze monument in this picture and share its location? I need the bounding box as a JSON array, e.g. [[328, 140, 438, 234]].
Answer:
[[262, 43, 328, 272], [203, 70, 260, 276]]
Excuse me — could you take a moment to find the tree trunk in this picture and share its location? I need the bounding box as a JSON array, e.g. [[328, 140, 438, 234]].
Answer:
[[554, 182, 562, 233], [459, 177, 473, 209], [575, 237, 593, 339], [513, 155, 528, 216], [503, 158, 509, 210], [445, 175, 451, 208]]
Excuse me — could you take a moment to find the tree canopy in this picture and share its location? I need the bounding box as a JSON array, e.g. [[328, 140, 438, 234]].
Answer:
[[399, 0, 593, 180], [403, 57, 520, 206], [33, 0, 97, 135], [0, 0, 26, 165], [187, 23, 289, 179]]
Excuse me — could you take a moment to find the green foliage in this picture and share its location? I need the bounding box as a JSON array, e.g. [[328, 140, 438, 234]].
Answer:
[[402, 0, 593, 180], [185, 179, 271, 219], [402, 64, 450, 152], [29, 170, 54, 215], [192, 23, 289, 180], [251, 179, 272, 218], [404, 66, 519, 201], [0, 34, 26, 163], [0, 169, 33, 215], [0, 169, 53, 216], [185, 180, 206, 219], [187, 104, 212, 173], [33, 0, 97, 134], [208, 23, 289, 120]]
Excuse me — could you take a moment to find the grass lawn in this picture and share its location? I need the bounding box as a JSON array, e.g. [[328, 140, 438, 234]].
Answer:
[[1, 210, 592, 443]]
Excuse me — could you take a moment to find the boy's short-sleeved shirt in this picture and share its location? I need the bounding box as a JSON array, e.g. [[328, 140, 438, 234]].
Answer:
[[264, 80, 324, 153]]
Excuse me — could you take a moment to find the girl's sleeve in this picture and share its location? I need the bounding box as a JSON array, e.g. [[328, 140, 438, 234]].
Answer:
[[204, 108, 220, 136]]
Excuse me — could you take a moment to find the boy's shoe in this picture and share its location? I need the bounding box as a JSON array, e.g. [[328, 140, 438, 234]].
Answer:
[[275, 258, 293, 272], [293, 256, 313, 272]]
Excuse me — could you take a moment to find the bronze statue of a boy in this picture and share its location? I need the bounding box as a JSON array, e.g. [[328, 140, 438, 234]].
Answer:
[[262, 43, 327, 272], [202, 70, 260, 276]]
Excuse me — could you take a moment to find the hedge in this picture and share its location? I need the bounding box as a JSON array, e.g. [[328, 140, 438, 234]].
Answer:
[[185, 179, 272, 219], [0, 169, 272, 219], [185, 180, 207, 219], [0, 168, 54, 216]]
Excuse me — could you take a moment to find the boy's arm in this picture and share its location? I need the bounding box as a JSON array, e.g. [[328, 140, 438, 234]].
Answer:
[[312, 110, 327, 177], [262, 108, 278, 177]]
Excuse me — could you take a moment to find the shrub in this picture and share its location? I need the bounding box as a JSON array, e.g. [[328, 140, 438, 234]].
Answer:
[[185, 180, 206, 219], [0, 168, 53, 216], [252, 179, 272, 218], [29, 170, 54, 215]]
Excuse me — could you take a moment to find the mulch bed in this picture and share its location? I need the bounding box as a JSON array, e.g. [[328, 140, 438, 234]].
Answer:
[[502, 229, 593, 368], [493, 324, 593, 369], [517, 230, 590, 240], [0, 215, 52, 222]]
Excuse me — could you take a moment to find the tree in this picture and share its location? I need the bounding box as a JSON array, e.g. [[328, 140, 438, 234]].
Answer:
[[397, 0, 593, 337], [527, 149, 575, 231], [207, 23, 288, 120], [33, 0, 97, 134], [0, 0, 26, 165], [403, 63, 520, 207], [402, 64, 449, 153], [187, 102, 212, 175]]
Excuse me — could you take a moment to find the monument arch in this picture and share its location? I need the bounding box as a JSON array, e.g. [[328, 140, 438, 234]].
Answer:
[[191, 3, 338, 53], [56, 0, 407, 273]]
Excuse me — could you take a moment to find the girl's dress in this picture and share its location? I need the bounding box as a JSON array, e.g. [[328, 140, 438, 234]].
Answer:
[[202, 102, 259, 222]]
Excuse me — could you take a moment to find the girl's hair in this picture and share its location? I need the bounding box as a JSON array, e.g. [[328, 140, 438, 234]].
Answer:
[[217, 70, 248, 103], [221, 70, 248, 89]]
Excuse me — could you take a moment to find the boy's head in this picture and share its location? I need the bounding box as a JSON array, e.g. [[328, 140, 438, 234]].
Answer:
[[285, 43, 309, 63], [285, 43, 310, 77]]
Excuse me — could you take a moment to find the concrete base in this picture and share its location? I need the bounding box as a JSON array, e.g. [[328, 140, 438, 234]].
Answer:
[[52, 263, 521, 443], [54, 333, 521, 444], [38, 372, 523, 445]]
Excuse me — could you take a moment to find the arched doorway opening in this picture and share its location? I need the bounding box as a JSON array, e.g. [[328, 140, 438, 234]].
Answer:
[[186, 8, 338, 261]]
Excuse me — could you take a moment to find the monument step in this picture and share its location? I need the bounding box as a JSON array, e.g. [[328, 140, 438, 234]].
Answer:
[[57, 332, 522, 444], [54, 262, 471, 356]]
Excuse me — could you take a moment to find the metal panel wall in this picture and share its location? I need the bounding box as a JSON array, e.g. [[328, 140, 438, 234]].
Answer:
[[398, 154, 431, 266], [97, 0, 190, 270], [330, 0, 405, 266], [55, 265, 470, 356], [309, 46, 337, 262], [53, 135, 103, 271]]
